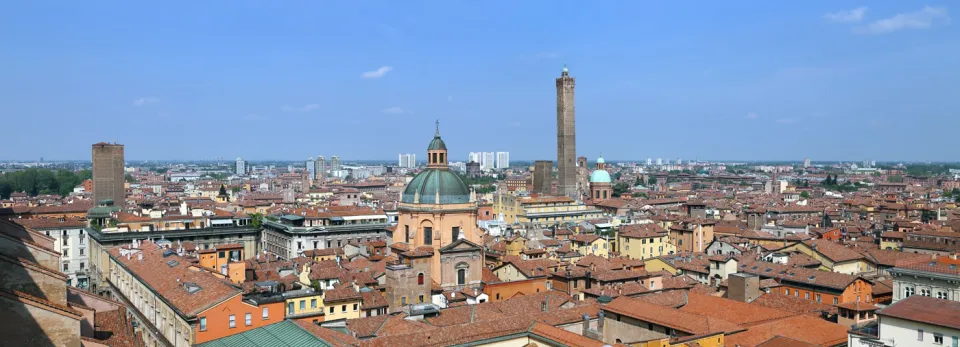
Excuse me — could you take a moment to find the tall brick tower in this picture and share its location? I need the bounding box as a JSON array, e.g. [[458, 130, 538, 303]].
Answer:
[[556, 64, 577, 198], [92, 142, 125, 207]]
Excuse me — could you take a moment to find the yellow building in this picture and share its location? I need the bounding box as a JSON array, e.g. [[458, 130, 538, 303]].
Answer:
[[323, 284, 363, 321], [504, 235, 527, 257], [493, 194, 603, 226], [643, 257, 680, 275], [570, 234, 609, 258], [618, 229, 673, 260], [284, 289, 326, 322]]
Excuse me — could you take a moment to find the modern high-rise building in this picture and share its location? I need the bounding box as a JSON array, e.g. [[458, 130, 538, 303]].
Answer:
[[656, 158, 663, 165], [306, 157, 316, 179], [803, 158, 811, 168], [647, 158, 653, 166], [235, 157, 246, 175], [92, 142, 125, 207], [468, 152, 482, 164], [398, 153, 417, 168], [330, 155, 341, 171], [481, 152, 496, 171], [495, 152, 510, 169], [316, 155, 327, 180], [676, 158, 682, 165], [556, 64, 577, 198]]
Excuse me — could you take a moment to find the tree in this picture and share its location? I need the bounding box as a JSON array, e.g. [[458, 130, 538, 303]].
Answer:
[[647, 176, 658, 186], [887, 175, 904, 183], [219, 184, 228, 196], [125, 173, 135, 183], [800, 191, 810, 199], [612, 182, 629, 197], [250, 213, 265, 229], [634, 176, 642, 186]]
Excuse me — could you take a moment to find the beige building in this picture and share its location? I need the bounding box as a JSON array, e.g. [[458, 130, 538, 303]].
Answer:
[[493, 194, 603, 226], [393, 122, 484, 292]]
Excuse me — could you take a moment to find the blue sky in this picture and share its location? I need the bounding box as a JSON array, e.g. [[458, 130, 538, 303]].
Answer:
[[1, 1, 957, 162]]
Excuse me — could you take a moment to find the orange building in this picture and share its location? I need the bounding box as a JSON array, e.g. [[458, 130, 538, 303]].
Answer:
[[108, 241, 281, 346], [194, 295, 285, 344], [484, 278, 550, 302], [741, 260, 872, 305]]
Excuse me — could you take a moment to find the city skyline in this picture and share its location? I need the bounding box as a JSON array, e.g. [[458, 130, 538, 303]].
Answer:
[[2, 2, 959, 161]]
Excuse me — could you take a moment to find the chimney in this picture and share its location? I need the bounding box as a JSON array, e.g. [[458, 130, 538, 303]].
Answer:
[[597, 310, 605, 334], [728, 273, 760, 303], [581, 314, 590, 333]]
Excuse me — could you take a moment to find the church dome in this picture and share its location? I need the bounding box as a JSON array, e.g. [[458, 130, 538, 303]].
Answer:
[[590, 170, 612, 184], [401, 169, 471, 204], [427, 136, 447, 150]]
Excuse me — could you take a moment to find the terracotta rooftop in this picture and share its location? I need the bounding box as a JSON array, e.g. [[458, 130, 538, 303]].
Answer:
[[108, 241, 241, 318], [878, 295, 960, 330]]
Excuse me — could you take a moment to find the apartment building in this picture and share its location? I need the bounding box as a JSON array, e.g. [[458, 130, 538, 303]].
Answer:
[[14, 217, 91, 288]]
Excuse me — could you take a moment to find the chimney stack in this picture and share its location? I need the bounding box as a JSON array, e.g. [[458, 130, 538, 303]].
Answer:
[[728, 273, 760, 303]]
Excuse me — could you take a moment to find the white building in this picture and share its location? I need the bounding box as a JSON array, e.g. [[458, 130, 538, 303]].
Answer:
[[889, 258, 960, 303], [16, 218, 91, 289], [656, 158, 663, 165], [398, 153, 417, 168], [235, 157, 246, 175], [315, 156, 326, 180], [848, 296, 960, 347], [646, 158, 652, 165], [481, 152, 495, 171], [306, 157, 316, 179], [468, 152, 482, 164], [803, 158, 811, 168], [495, 152, 510, 169]]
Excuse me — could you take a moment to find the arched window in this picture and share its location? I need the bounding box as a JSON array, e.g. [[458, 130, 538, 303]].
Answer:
[[417, 273, 424, 285]]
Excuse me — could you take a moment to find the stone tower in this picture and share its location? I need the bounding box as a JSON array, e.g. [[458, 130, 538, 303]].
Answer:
[[556, 64, 577, 198]]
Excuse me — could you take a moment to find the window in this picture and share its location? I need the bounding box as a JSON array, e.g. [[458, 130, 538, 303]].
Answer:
[[219, 251, 226, 258], [785, 289, 790, 295], [423, 227, 433, 245], [451, 227, 459, 241], [300, 300, 305, 310], [401, 297, 407, 306], [805, 292, 810, 299], [418, 295, 424, 303], [833, 298, 838, 305], [262, 307, 269, 320], [418, 273, 424, 285], [937, 292, 948, 300], [200, 317, 207, 331], [405, 225, 410, 243], [79, 248, 84, 256], [245, 313, 252, 326], [63, 249, 69, 257], [457, 269, 466, 286], [905, 287, 916, 297], [228, 315, 236, 328], [288, 302, 294, 315], [341, 305, 346, 313], [329, 307, 334, 314], [311, 299, 317, 308], [918, 329, 923, 341], [951, 336, 958, 347], [921, 289, 931, 297], [934, 333, 942, 345], [496, 293, 501, 300], [63, 263, 69, 271], [816, 294, 821, 303], [79, 262, 85, 270], [353, 303, 358, 311]]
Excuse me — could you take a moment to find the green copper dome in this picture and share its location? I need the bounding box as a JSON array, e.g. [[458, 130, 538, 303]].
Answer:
[[590, 169, 612, 184], [401, 169, 471, 204]]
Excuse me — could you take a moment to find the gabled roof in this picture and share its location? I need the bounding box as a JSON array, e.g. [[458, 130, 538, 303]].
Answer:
[[438, 238, 482, 253]]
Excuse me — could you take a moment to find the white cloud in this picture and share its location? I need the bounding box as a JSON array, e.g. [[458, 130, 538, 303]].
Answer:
[[281, 104, 319, 112], [361, 66, 393, 79], [824, 7, 868, 23], [776, 118, 799, 125], [855, 6, 949, 34], [381, 106, 410, 114], [745, 112, 759, 120], [133, 97, 160, 106], [245, 114, 269, 121]]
